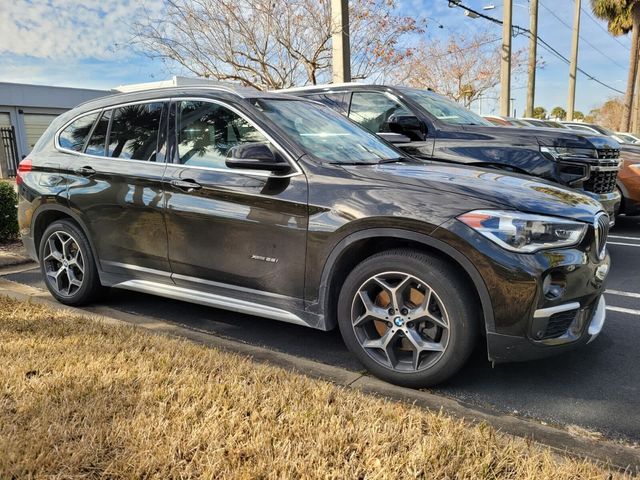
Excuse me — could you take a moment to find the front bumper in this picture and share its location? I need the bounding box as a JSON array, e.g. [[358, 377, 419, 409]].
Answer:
[[487, 296, 606, 362]]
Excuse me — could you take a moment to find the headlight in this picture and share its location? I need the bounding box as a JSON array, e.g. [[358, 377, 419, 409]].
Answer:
[[457, 210, 588, 253], [541, 146, 598, 159]]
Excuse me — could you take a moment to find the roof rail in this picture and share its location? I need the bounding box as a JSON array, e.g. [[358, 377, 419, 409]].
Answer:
[[111, 76, 256, 96], [276, 82, 365, 93]]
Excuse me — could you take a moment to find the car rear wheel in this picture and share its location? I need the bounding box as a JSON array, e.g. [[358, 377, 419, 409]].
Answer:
[[337, 249, 479, 388], [39, 220, 104, 305]]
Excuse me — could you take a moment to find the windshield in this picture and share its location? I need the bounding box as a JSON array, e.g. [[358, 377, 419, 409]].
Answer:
[[400, 88, 493, 126], [250, 98, 405, 164]]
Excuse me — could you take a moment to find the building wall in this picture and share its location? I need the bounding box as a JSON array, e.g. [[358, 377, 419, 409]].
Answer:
[[0, 82, 108, 160]]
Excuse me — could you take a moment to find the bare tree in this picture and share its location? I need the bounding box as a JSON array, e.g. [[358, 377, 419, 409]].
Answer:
[[585, 96, 625, 128], [133, 0, 422, 90], [392, 32, 528, 108]]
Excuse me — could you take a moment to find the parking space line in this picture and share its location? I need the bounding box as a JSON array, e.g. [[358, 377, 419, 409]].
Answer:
[[609, 235, 640, 241], [607, 241, 640, 247], [606, 305, 640, 316], [606, 289, 640, 299]]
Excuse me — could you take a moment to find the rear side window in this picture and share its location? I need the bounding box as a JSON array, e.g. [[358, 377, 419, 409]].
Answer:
[[85, 110, 110, 156], [58, 112, 100, 152], [349, 92, 411, 134], [107, 102, 164, 160]]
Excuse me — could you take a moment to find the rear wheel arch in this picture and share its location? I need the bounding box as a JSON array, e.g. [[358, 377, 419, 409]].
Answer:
[[317, 228, 495, 334], [32, 206, 97, 263]]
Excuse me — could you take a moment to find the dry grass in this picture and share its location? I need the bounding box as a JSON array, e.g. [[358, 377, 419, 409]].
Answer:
[[0, 295, 621, 479]]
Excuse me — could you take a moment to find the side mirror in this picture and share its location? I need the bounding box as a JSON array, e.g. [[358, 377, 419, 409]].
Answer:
[[378, 132, 412, 144], [387, 115, 425, 141], [225, 143, 291, 173]]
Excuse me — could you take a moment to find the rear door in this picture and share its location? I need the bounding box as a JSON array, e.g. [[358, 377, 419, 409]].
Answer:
[[65, 100, 171, 282], [162, 98, 308, 307]]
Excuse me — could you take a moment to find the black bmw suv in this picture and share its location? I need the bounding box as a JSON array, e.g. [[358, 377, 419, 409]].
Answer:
[[283, 84, 621, 221], [17, 86, 609, 387]]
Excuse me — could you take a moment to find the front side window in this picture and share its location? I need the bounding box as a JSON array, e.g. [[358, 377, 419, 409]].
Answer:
[[401, 88, 493, 126], [58, 112, 100, 152], [176, 101, 268, 169], [305, 92, 349, 114], [348, 92, 411, 134], [251, 98, 404, 164], [107, 102, 164, 160]]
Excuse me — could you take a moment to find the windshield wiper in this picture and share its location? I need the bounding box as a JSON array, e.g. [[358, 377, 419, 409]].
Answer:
[[378, 157, 409, 164]]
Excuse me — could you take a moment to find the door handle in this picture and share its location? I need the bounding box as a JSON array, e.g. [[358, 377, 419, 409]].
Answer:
[[170, 179, 202, 191], [75, 166, 96, 176]]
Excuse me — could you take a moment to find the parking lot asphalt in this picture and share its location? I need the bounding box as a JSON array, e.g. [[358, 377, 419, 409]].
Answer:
[[3, 215, 640, 444]]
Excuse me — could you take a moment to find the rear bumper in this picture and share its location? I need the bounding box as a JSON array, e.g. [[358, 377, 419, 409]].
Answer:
[[488, 296, 606, 363]]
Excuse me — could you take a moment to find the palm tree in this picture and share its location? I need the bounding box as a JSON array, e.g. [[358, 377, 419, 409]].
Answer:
[[591, 0, 640, 132]]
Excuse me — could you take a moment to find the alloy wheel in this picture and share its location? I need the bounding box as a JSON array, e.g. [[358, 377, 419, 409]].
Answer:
[[350, 271, 450, 373], [43, 231, 85, 297]]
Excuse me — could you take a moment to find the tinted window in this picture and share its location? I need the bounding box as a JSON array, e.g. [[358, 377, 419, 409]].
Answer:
[[401, 88, 493, 126], [252, 98, 404, 164], [177, 101, 268, 169], [58, 112, 99, 152], [348, 92, 411, 133], [85, 110, 110, 156], [107, 102, 164, 160], [304, 92, 349, 114]]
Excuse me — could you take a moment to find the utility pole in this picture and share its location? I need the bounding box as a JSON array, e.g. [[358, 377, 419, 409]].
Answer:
[[331, 0, 351, 83], [525, 0, 539, 118], [500, 0, 512, 116], [567, 0, 581, 121]]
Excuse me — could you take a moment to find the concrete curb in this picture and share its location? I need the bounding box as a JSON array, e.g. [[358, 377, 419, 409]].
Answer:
[[0, 276, 638, 473]]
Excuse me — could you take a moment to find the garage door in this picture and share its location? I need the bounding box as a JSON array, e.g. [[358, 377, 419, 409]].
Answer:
[[24, 113, 59, 151], [0, 113, 10, 129]]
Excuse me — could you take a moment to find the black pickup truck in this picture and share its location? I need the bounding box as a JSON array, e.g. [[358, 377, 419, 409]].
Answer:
[[283, 84, 621, 220]]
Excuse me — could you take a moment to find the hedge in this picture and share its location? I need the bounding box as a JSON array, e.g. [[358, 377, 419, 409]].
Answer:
[[0, 181, 18, 243]]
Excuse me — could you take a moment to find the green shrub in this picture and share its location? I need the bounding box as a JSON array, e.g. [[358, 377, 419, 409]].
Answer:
[[0, 181, 18, 243]]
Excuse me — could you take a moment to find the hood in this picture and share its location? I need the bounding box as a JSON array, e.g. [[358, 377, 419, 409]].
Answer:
[[459, 124, 619, 150], [344, 161, 603, 222]]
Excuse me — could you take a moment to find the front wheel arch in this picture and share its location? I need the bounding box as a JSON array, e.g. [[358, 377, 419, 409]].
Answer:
[[316, 228, 494, 335]]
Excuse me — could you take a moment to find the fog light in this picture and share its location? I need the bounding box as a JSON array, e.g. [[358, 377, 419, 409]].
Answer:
[[542, 274, 563, 299], [595, 264, 609, 282]]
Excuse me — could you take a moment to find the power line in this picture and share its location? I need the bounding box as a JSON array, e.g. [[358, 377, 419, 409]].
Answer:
[[538, 0, 628, 71], [447, 1, 625, 95], [580, 5, 631, 52]]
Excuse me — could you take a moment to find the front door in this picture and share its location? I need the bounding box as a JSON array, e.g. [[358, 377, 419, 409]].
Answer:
[[163, 99, 308, 308]]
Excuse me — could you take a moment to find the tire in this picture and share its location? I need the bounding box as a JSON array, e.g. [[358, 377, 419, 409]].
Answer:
[[337, 248, 480, 388], [38, 219, 105, 306]]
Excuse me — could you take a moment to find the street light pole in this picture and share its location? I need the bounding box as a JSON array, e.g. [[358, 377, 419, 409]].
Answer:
[[500, 0, 512, 116], [567, 0, 581, 121], [331, 0, 351, 83], [525, 0, 538, 118]]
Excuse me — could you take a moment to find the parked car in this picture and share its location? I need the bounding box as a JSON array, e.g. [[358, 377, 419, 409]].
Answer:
[[563, 121, 640, 214], [282, 84, 621, 221], [520, 118, 569, 129], [17, 85, 609, 387], [483, 115, 534, 127], [614, 132, 640, 145]]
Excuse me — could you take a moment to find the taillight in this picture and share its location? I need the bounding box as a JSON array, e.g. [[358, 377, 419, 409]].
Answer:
[[16, 158, 32, 185]]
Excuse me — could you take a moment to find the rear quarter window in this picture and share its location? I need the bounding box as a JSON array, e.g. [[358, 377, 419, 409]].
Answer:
[[58, 112, 100, 152]]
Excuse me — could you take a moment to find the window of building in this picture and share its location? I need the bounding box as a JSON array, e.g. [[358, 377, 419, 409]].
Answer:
[[348, 92, 411, 134], [58, 112, 100, 152], [106, 102, 164, 160], [177, 101, 268, 169]]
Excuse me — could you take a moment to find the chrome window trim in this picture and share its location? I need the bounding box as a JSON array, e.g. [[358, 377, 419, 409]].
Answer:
[[56, 109, 105, 154], [54, 96, 303, 179]]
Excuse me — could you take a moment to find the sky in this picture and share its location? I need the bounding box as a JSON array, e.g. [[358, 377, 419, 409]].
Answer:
[[0, 0, 632, 117]]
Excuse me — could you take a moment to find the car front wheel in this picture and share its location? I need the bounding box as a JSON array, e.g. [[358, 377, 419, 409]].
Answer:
[[337, 249, 480, 388]]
